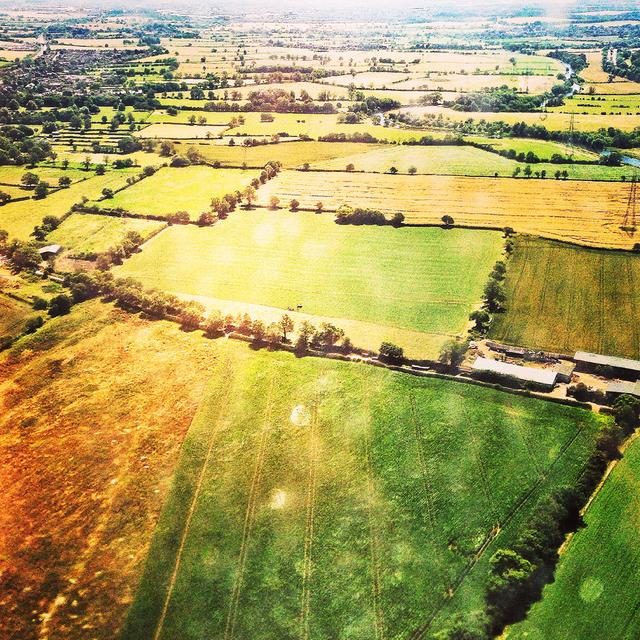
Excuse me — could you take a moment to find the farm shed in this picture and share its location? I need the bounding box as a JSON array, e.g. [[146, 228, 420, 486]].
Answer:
[[606, 380, 640, 402], [472, 357, 558, 391], [574, 352, 640, 381], [38, 244, 62, 260], [554, 362, 576, 383]]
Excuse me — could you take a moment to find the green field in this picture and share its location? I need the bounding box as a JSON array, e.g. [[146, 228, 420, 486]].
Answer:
[[47, 213, 166, 255], [311, 145, 518, 175], [465, 136, 598, 162], [88, 166, 257, 218], [197, 141, 388, 169], [307, 143, 629, 180], [90, 106, 151, 123], [489, 236, 640, 358], [0, 169, 138, 240], [117, 213, 503, 356], [548, 93, 640, 115], [403, 106, 640, 132], [0, 165, 88, 185], [147, 110, 440, 143], [508, 437, 640, 640], [0, 293, 35, 336], [122, 340, 603, 640]]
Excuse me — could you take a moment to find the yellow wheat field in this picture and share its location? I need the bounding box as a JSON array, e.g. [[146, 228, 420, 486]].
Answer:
[[258, 171, 634, 249]]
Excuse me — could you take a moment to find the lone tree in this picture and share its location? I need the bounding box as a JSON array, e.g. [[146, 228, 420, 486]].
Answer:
[[203, 309, 224, 336], [34, 182, 49, 199], [408, 166, 417, 175], [441, 215, 454, 227], [269, 195, 280, 210], [251, 319, 266, 344], [290, 199, 300, 211], [295, 321, 315, 355], [438, 339, 468, 370], [243, 185, 256, 208], [278, 314, 294, 341], [21, 172, 39, 187], [179, 303, 204, 331], [48, 294, 72, 317], [379, 341, 404, 364], [391, 212, 405, 227]]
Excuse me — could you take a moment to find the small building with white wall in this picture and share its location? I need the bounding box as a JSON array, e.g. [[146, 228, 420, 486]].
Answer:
[[472, 357, 558, 391]]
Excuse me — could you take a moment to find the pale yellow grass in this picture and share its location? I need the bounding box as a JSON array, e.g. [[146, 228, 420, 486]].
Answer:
[[136, 123, 228, 139], [177, 293, 446, 359], [257, 171, 633, 249], [581, 50, 611, 83], [396, 105, 640, 132]]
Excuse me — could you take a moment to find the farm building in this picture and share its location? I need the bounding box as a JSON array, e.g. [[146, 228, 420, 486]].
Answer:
[[472, 357, 558, 391], [606, 380, 640, 402], [554, 362, 576, 384], [574, 352, 640, 381], [38, 244, 62, 260]]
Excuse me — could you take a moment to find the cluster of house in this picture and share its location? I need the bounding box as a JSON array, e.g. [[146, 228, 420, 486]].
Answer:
[[472, 350, 640, 401]]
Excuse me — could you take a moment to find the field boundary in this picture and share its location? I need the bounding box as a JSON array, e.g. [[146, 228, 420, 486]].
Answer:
[[363, 400, 387, 640], [151, 360, 234, 640], [410, 422, 587, 639], [224, 374, 276, 640], [299, 400, 320, 640]]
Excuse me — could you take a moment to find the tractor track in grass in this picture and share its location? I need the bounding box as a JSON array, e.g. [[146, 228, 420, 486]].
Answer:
[[152, 358, 234, 640], [409, 395, 437, 531], [409, 422, 587, 640], [467, 421, 500, 524], [224, 374, 276, 640], [363, 402, 387, 640], [299, 400, 319, 640], [598, 255, 606, 354]]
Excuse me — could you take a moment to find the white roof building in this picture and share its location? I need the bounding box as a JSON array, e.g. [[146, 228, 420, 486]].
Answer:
[[38, 244, 62, 256], [472, 357, 558, 389]]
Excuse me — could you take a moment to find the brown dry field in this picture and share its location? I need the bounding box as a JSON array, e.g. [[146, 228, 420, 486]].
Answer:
[[0, 301, 219, 640], [581, 50, 611, 83], [257, 171, 633, 249]]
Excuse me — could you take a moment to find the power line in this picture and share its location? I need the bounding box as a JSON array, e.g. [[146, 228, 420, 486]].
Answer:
[[622, 173, 638, 234]]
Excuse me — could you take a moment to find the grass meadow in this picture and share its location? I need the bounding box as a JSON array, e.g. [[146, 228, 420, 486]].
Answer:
[[121, 341, 604, 640], [196, 141, 387, 169], [309, 144, 629, 180], [89, 166, 257, 219], [0, 165, 88, 185], [311, 145, 517, 175], [117, 212, 503, 356], [465, 136, 598, 162], [0, 293, 36, 336], [489, 237, 640, 358], [145, 110, 439, 143], [47, 213, 166, 255], [548, 93, 640, 115], [0, 169, 139, 240], [508, 438, 640, 640], [137, 123, 229, 139], [0, 301, 225, 639], [399, 105, 640, 132]]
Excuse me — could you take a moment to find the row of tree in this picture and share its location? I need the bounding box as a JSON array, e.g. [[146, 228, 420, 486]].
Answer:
[[334, 206, 405, 227], [60, 270, 354, 357]]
